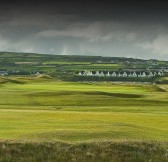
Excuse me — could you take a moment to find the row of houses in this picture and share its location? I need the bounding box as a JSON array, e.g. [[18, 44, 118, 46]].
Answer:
[[78, 70, 164, 78]]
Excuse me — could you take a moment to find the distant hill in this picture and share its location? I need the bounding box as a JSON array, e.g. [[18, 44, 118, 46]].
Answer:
[[0, 51, 159, 62]]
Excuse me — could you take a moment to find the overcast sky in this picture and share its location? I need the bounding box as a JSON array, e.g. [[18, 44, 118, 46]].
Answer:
[[1, 1, 168, 60]]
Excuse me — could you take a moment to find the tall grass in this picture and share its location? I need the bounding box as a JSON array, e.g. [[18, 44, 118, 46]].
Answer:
[[0, 141, 167, 162]]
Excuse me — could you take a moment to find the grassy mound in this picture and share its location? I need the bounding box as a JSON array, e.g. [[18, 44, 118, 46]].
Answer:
[[155, 77, 168, 84], [0, 77, 25, 84], [36, 74, 52, 79]]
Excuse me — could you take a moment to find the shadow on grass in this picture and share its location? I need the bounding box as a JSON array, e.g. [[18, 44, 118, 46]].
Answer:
[[29, 91, 144, 98]]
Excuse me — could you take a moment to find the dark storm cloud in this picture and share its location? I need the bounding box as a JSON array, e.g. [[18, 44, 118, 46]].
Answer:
[[0, 1, 168, 59]]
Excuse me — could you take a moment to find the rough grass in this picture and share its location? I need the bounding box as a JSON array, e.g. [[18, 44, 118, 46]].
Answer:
[[0, 141, 167, 162]]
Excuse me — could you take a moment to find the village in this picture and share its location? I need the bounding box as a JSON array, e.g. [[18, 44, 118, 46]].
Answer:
[[78, 69, 168, 78]]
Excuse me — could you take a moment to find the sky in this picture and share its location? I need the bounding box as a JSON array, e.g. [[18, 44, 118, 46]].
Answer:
[[1, 1, 168, 60]]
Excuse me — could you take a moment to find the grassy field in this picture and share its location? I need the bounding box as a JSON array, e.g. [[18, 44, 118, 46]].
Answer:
[[0, 77, 168, 161]]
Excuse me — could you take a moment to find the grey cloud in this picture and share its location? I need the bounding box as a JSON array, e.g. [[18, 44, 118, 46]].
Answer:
[[135, 34, 168, 55], [37, 21, 138, 43], [0, 1, 168, 60]]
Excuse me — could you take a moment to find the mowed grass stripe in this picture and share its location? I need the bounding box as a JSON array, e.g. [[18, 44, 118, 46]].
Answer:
[[0, 109, 167, 142]]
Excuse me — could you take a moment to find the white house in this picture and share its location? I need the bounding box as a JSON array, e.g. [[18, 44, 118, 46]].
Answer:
[[88, 71, 93, 76], [35, 72, 40, 75], [132, 72, 137, 77], [95, 71, 100, 76], [138, 72, 142, 77], [141, 72, 147, 77], [122, 72, 128, 77], [78, 72, 82, 75], [106, 71, 110, 77], [118, 73, 122, 77], [99, 71, 104, 77], [91, 71, 96, 76], [153, 71, 157, 76], [111, 72, 117, 77], [158, 71, 162, 76], [83, 71, 90, 76], [128, 72, 133, 77]]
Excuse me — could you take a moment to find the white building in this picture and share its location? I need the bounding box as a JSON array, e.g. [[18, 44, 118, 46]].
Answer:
[[95, 71, 100, 76], [99, 71, 104, 77], [78, 72, 82, 75], [111, 72, 117, 77], [122, 72, 128, 77], [132, 72, 137, 77], [106, 71, 110, 77], [158, 71, 162, 76], [142, 72, 147, 77], [128, 72, 133, 77], [118, 73, 122, 77]]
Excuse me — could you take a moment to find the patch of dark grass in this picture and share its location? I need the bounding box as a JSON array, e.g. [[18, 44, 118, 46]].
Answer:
[[29, 91, 143, 98], [25, 91, 168, 107]]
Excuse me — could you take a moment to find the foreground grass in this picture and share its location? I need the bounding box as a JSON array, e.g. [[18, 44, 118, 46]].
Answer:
[[0, 141, 167, 162]]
